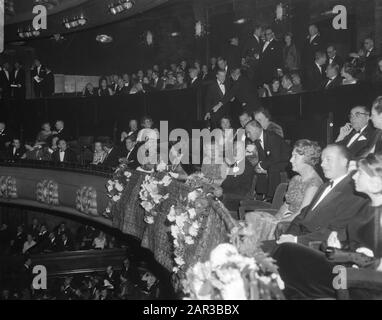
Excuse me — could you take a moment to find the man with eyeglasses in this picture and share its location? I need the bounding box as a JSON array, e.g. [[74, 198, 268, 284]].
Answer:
[[259, 27, 282, 85], [335, 106, 377, 158]]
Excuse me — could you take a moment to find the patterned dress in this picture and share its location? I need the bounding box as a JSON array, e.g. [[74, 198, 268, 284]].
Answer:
[[246, 174, 323, 244]]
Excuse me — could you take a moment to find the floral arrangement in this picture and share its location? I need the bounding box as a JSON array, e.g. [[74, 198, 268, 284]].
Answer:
[[36, 180, 59, 206], [185, 173, 223, 198], [76, 186, 98, 216], [105, 163, 132, 217], [0, 176, 17, 199], [167, 188, 210, 273], [139, 164, 172, 224]]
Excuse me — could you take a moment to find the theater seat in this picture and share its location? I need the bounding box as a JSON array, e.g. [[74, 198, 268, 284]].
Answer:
[[239, 182, 289, 220]]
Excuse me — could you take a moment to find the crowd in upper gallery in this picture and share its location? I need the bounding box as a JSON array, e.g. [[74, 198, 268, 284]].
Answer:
[[0, 24, 381, 100]]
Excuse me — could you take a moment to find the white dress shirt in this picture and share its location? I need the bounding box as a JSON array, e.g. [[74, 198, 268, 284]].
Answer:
[[4, 70, 9, 80], [346, 125, 368, 148], [262, 39, 272, 52], [59, 151, 65, 162], [258, 130, 264, 149], [218, 80, 226, 95], [310, 33, 318, 44], [311, 174, 348, 211]]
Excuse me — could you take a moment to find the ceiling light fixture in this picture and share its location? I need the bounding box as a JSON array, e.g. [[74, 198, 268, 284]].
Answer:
[[18, 26, 41, 39], [96, 34, 113, 43], [234, 18, 247, 25], [108, 0, 134, 15], [63, 14, 88, 29]]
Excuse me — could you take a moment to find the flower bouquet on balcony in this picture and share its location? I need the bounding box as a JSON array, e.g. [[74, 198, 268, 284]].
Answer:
[[105, 163, 132, 217], [0, 176, 17, 199], [36, 180, 59, 206]]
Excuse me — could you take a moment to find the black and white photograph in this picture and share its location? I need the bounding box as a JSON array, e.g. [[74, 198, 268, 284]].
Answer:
[[1, 0, 382, 306]]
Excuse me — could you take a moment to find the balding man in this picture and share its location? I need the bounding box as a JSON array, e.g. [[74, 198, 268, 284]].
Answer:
[[335, 106, 376, 159], [302, 24, 325, 70], [275, 144, 368, 247], [245, 120, 290, 200], [305, 51, 327, 91], [322, 63, 342, 89]]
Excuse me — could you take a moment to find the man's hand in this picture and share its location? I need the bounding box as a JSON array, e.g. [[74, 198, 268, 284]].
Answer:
[[255, 163, 267, 174], [212, 103, 223, 113], [204, 113, 211, 121], [276, 234, 297, 245], [336, 123, 352, 142]]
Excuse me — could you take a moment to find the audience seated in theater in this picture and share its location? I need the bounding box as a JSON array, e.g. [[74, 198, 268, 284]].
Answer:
[[52, 139, 77, 163], [254, 108, 284, 138], [305, 51, 327, 91], [273, 153, 382, 300], [92, 141, 107, 165], [273, 144, 368, 249], [341, 62, 359, 85], [335, 106, 376, 159], [322, 63, 342, 89], [115, 78, 130, 96], [261, 78, 281, 97], [7, 138, 26, 160], [217, 68, 262, 114], [82, 83, 96, 97], [98, 78, 114, 97], [102, 142, 121, 168], [245, 140, 323, 245], [245, 120, 290, 201]]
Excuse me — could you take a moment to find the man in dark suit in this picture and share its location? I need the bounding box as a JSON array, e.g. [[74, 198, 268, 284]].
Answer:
[[151, 71, 165, 91], [11, 62, 26, 99], [245, 120, 291, 200], [7, 138, 26, 160], [302, 24, 325, 70], [121, 135, 140, 170], [275, 144, 368, 248], [259, 27, 283, 84], [188, 67, 202, 88], [57, 233, 74, 251], [53, 120, 70, 142], [226, 36, 241, 70], [204, 70, 229, 129], [304, 51, 327, 91], [103, 142, 121, 168], [31, 59, 46, 98], [42, 66, 55, 97], [217, 68, 262, 114], [322, 63, 342, 89], [362, 38, 379, 81], [336, 106, 376, 159], [52, 139, 77, 163], [326, 45, 344, 69], [242, 25, 263, 85], [0, 62, 12, 99]]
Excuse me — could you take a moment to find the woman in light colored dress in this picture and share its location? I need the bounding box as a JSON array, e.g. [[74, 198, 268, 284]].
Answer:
[[246, 140, 323, 244]]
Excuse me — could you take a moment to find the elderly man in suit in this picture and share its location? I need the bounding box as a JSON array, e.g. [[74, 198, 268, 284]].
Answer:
[[245, 120, 290, 201], [11, 62, 26, 99], [305, 51, 327, 91], [254, 108, 284, 138], [273, 144, 368, 249], [322, 63, 342, 89], [302, 24, 325, 70], [52, 139, 77, 163], [336, 106, 376, 159]]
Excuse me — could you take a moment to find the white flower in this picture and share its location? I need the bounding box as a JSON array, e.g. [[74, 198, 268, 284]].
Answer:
[[271, 274, 285, 290], [188, 223, 199, 237], [161, 175, 172, 187], [157, 161, 167, 172], [174, 256, 185, 266], [124, 171, 132, 178], [112, 195, 121, 202], [175, 215, 186, 229], [115, 182, 123, 192], [173, 267, 179, 273], [105, 207, 111, 213], [163, 193, 169, 200], [246, 144, 255, 153], [141, 201, 154, 212], [106, 184, 113, 192], [188, 191, 198, 202], [107, 180, 114, 186], [188, 208, 197, 219], [171, 225, 179, 238], [145, 216, 155, 224], [185, 236, 194, 245], [168, 206, 177, 222], [210, 244, 239, 269]]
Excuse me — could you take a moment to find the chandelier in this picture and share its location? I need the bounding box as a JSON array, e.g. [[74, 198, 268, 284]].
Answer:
[[108, 0, 134, 15], [63, 14, 88, 29]]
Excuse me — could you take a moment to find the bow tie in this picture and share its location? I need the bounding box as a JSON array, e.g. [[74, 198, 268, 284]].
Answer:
[[328, 181, 334, 188], [219, 82, 224, 86]]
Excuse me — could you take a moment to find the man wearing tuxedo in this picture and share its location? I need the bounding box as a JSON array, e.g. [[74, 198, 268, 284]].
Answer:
[[304, 51, 328, 91], [103, 142, 121, 168], [31, 59, 46, 98], [216, 68, 262, 114], [52, 139, 77, 163], [242, 25, 263, 85], [302, 24, 325, 70], [188, 67, 202, 88], [204, 70, 229, 129], [326, 45, 344, 69], [57, 233, 74, 252], [245, 120, 291, 200], [122, 135, 140, 170], [259, 27, 283, 84], [7, 138, 26, 160], [275, 144, 368, 248], [53, 120, 70, 142], [42, 66, 55, 97], [151, 71, 165, 91], [322, 63, 342, 90], [11, 62, 26, 99], [336, 106, 376, 159], [0, 62, 12, 99]]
